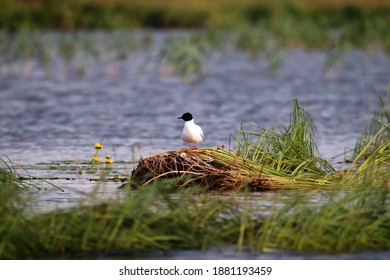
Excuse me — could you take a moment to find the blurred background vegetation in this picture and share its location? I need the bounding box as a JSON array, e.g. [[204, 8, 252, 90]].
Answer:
[[1, 0, 389, 79], [1, 0, 389, 30]]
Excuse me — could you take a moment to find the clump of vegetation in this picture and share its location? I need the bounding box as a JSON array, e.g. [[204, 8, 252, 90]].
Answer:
[[353, 82, 390, 161], [129, 94, 390, 194], [130, 99, 335, 191], [337, 85, 390, 187], [1, 159, 25, 191], [130, 148, 284, 192], [159, 37, 206, 82], [254, 184, 390, 253], [236, 99, 334, 177], [234, 26, 269, 58], [1, 156, 44, 191]]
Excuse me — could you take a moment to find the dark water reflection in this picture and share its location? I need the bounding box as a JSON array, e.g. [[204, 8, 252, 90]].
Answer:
[[0, 32, 389, 259], [88, 248, 390, 260]]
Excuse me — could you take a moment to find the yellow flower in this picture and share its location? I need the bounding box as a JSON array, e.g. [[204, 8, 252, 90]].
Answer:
[[94, 143, 103, 149], [104, 159, 113, 164], [92, 156, 100, 162], [106, 154, 111, 159]]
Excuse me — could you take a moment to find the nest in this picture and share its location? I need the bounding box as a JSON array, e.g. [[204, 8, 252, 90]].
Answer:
[[130, 148, 279, 192]]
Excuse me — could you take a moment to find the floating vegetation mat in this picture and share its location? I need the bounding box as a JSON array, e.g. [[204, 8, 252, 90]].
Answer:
[[130, 90, 390, 192], [130, 148, 292, 192]]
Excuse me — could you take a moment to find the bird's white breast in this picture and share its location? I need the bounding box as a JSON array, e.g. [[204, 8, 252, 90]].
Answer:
[[181, 120, 204, 144]]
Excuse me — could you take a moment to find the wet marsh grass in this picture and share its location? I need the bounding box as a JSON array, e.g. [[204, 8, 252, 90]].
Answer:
[[254, 185, 390, 253], [158, 38, 206, 82], [0, 16, 389, 81], [352, 83, 390, 161], [337, 83, 390, 186], [0, 175, 389, 259], [236, 99, 334, 177], [0, 156, 59, 191]]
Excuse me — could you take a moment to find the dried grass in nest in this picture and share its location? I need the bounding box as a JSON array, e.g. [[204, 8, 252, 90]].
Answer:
[[130, 148, 280, 191]]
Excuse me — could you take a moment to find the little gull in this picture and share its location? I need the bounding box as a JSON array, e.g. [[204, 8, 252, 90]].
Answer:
[[177, 112, 204, 148]]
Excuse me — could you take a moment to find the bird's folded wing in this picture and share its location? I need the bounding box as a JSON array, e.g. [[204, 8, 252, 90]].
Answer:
[[199, 127, 204, 140]]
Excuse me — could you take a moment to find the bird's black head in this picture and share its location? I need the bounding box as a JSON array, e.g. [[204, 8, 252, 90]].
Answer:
[[178, 112, 193, 121]]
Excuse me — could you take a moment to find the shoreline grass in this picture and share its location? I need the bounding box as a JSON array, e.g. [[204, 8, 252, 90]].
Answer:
[[1, 0, 389, 30]]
